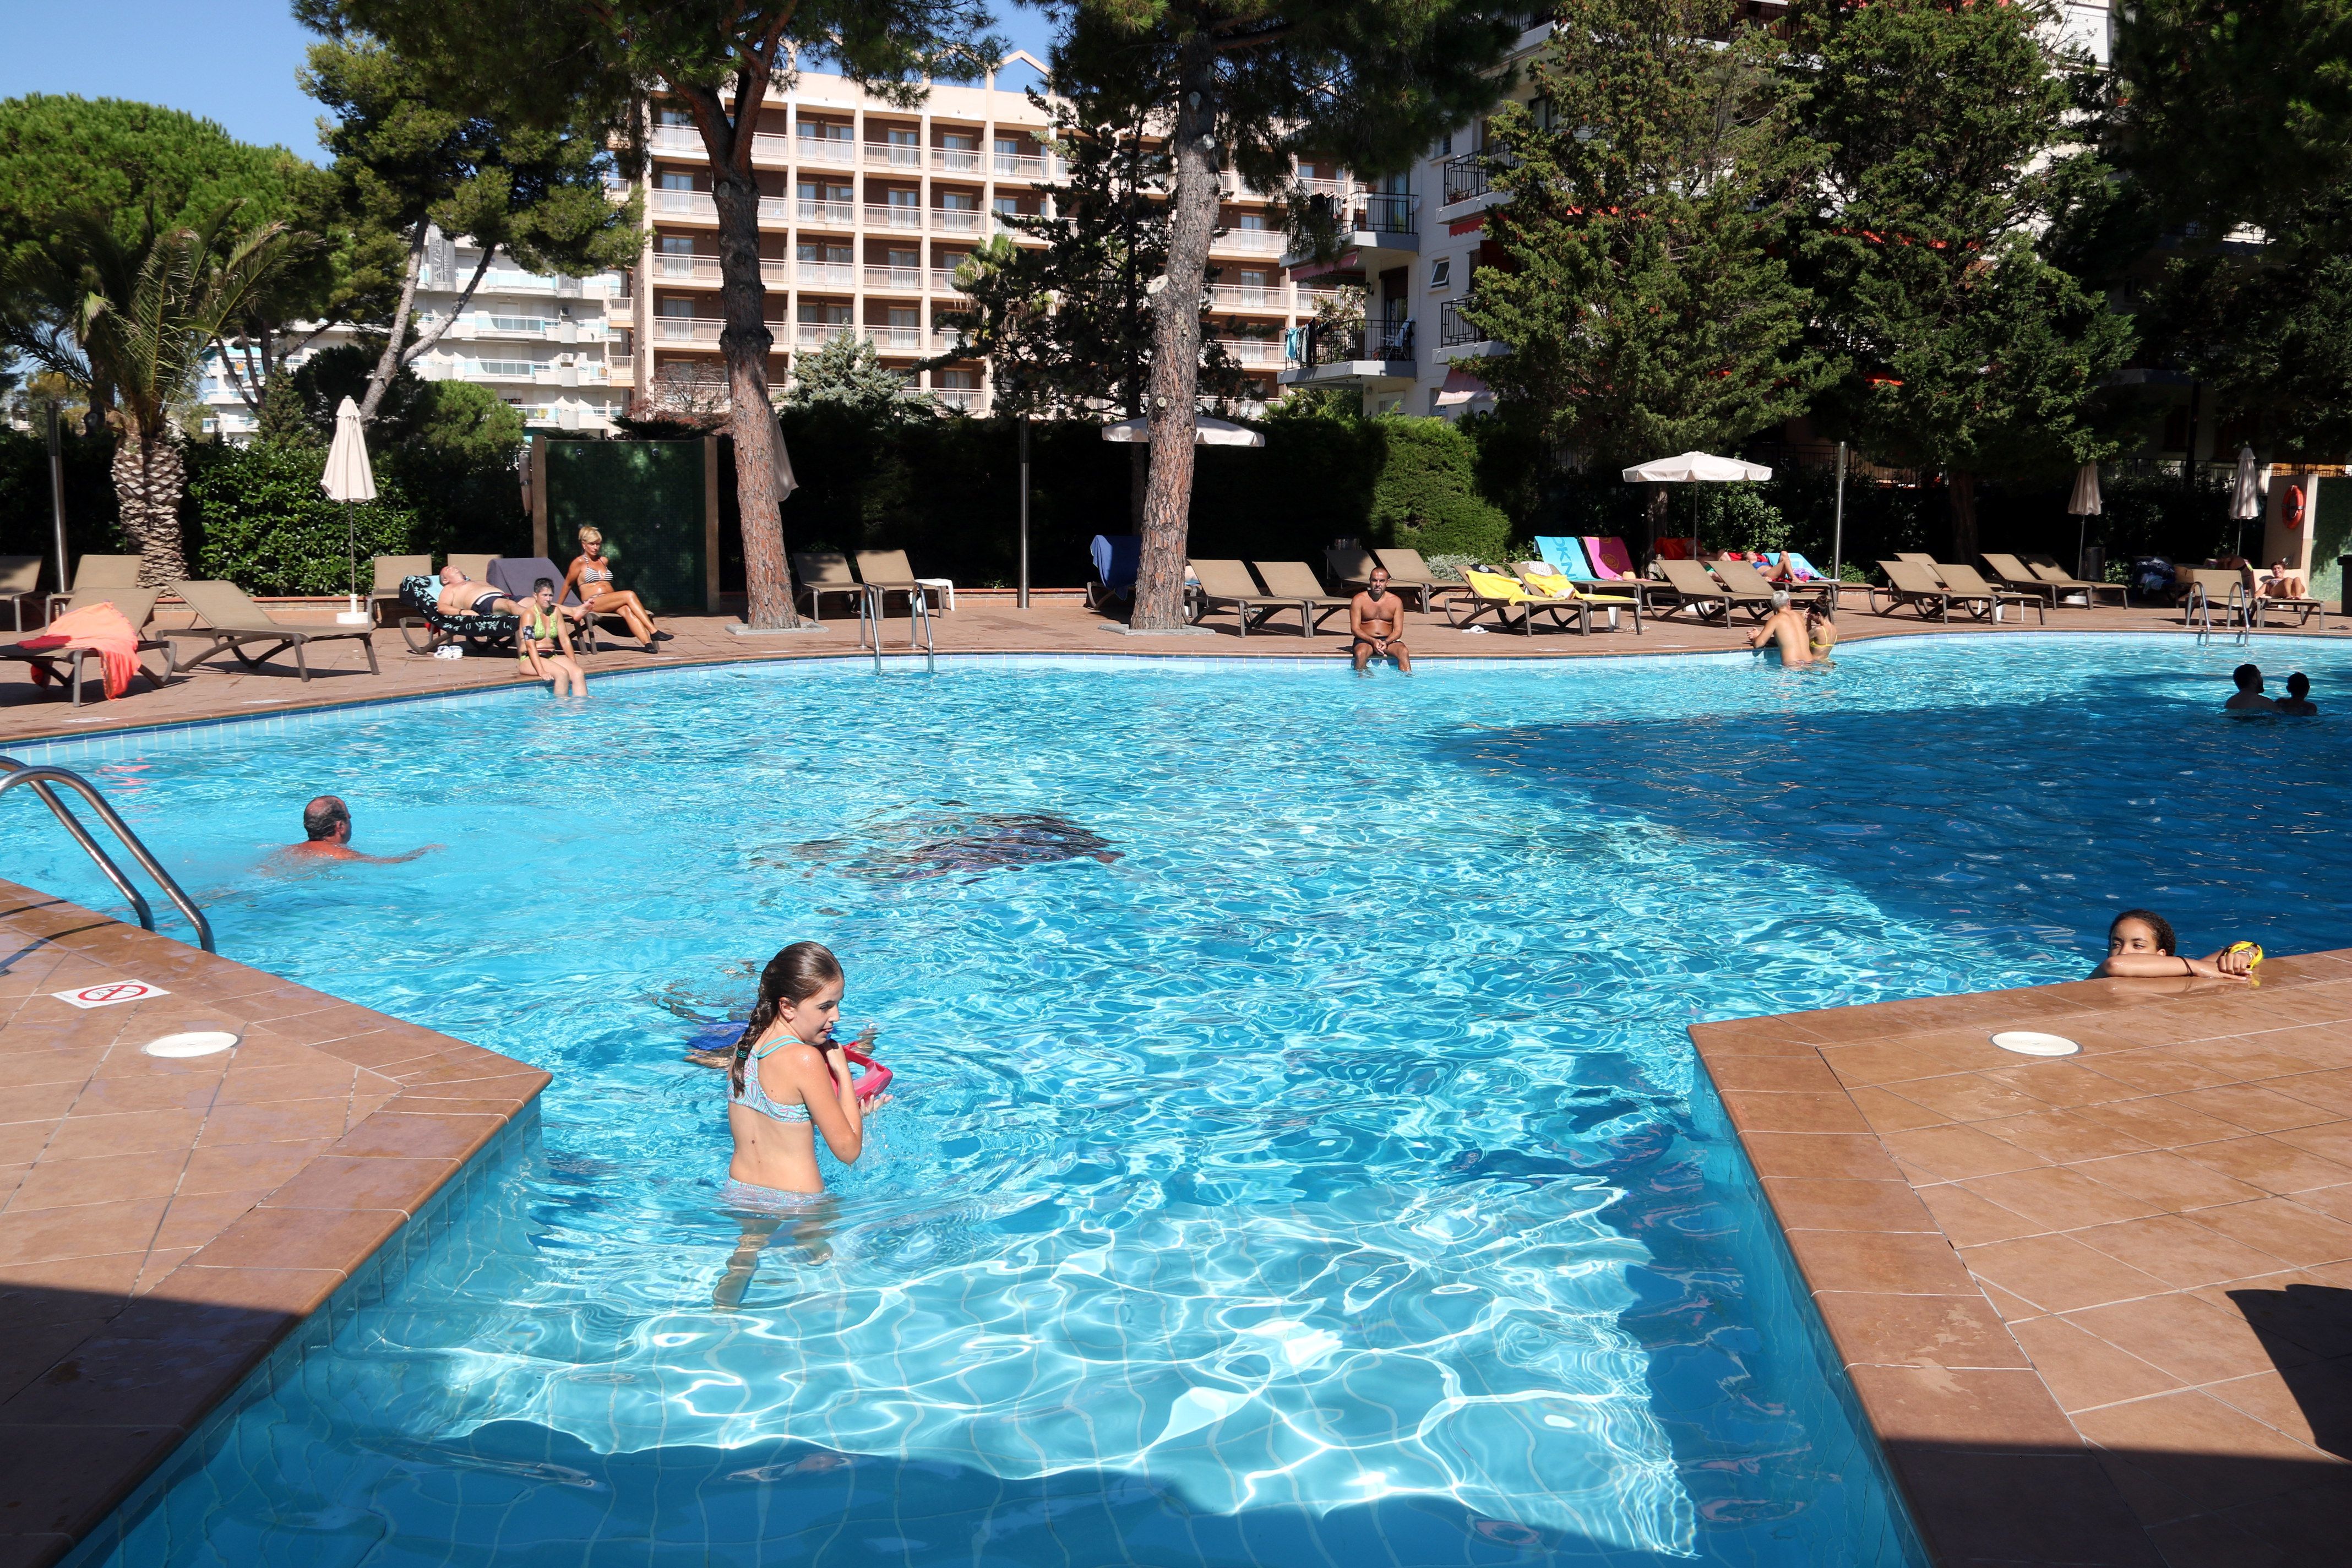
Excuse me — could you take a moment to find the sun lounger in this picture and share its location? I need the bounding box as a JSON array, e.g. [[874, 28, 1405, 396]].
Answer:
[[399, 575, 516, 652], [1511, 563, 1643, 634], [163, 580, 379, 680], [0, 557, 42, 633], [1934, 562, 2046, 624], [1872, 559, 1986, 620], [1326, 545, 1385, 596], [792, 552, 867, 622], [2021, 552, 2128, 608], [853, 550, 944, 618], [44, 554, 141, 620], [1652, 558, 1772, 622], [1979, 552, 2060, 607], [1535, 536, 1596, 580], [1189, 558, 1315, 636], [368, 554, 432, 626], [2255, 580, 2328, 629], [1582, 536, 1638, 579], [1653, 536, 1700, 561], [445, 553, 496, 581], [1087, 534, 1140, 612], [1249, 560, 1352, 635], [0, 587, 168, 705], [1712, 557, 1828, 607], [2176, 567, 2254, 626], [1370, 547, 1464, 615], [1447, 567, 1587, 634]]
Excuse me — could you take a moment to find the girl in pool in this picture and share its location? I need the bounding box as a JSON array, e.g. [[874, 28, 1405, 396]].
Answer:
[[2092, 909, 2258, 981]]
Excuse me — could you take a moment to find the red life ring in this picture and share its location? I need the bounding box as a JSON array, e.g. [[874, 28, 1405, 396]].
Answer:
[[2285, 483, 2306, 532]]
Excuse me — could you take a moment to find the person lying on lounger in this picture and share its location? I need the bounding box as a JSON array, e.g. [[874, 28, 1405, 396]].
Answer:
[[2092, 908, 2258, 981], [1350, 567, 1412, 673], [435, 564, 585, 625], [276, 795, 435, 864], [2258, 560, 2309, 602]]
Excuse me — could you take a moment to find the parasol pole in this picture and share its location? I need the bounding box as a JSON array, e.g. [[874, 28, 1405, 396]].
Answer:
[[45, 405, 69, 612], [1830, 441, 1847, 605], [1018, 410, 1031, 611]]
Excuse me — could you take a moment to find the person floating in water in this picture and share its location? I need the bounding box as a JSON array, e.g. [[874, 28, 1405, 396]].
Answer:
[[715, 942, 878, 1307], [276, 796, 435, 864], [2279, 672, 2320, 715], [2092, 908, 2258, 981], [1350, 565, 1412, 673], [2225, 663, 2279, 714], [1746, 591, 1818, 665]]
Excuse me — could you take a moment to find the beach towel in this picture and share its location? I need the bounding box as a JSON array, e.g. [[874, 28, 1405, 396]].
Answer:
[[1583, 536, 1637, 579], [1654, 536, 1700, 561], [17, 602, 139, 699], [1534, 535, 1593, 578]]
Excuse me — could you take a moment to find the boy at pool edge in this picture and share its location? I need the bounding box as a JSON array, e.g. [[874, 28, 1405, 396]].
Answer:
[[2093, 909, 2258, 982]]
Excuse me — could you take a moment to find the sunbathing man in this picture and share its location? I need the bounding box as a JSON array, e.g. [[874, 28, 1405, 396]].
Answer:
[[277, 796, 434, 864], [1351, 565, 1412, 673], [435, 565, 585, 627], [2279, 672, 2320, 715], [1746, 591, 1815, 665], [2225, 663, 2279, 714]]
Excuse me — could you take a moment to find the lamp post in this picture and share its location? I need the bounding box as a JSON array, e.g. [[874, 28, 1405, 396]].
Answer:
[[1018, 409, 1031, 611], [1830, 441, 1847, 593], [45, 404, 69, 611]]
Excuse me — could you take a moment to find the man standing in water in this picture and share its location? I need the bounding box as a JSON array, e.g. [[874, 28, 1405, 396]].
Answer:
[[1746, 591, 1815, 665], [279, 796, 435, 864], [1350, 565, 1413, 673]]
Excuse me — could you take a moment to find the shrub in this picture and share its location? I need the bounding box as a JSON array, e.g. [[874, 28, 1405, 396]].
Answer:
[[0, 425, 123, 571], [184, 439, 421, 594]]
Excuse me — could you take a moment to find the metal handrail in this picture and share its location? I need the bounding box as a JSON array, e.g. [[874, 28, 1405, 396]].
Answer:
[[853, 584, 937, 673], [0, 756, 215, 951]]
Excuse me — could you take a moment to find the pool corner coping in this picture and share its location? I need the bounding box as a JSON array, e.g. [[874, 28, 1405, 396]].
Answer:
[[0, 877, 549, 1566]]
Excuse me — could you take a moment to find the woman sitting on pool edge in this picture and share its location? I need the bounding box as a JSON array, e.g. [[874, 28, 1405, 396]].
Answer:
[[2093, 909, 2259, 981], [516, 579, 586, 698]]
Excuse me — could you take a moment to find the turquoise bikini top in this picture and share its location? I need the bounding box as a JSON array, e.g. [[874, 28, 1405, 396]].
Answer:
[[732, 1031, 812, 1124]]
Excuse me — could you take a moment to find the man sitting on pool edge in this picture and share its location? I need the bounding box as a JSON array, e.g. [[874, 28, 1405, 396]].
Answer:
[[277, 796, 437, 865], [1351, 565, 1412, 673]]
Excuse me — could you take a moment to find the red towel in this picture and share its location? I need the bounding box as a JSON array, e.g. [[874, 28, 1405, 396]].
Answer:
[[15, 603, 140, 699]]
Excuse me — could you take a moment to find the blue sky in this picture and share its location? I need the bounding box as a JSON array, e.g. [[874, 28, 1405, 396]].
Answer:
[[0, 1, 1062, 160]]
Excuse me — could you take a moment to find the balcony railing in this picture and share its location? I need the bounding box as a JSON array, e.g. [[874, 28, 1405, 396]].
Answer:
[[933, 386, 984, 412], [931, 267, 975, 293], [794, 134, 856, 166], [654, 253, 720, 282], [1355, 193, 1417, 235], [865, 264, 925, 291], [934, 206, 986, 236], [1298, 319, 1414, 365], [795, 321, 852, 347], [1212, 338, 1284, 366], [864, 141, 925, 169], [1294, 176, 1351, 200], [1441, 153, 1489, 206], [1438, 298, 1488, 348], [652, 315, 726, 344], [930, 146, 981, 173], [992, 151, 1046, 178], [797, 260, 853, 288], [1207, 283, 1291, 311], [649, 124, 699, 154], [1213, 227, 1288, 255], [651, 188, 716, 220], [797, 197, 855, 225], [864, 202, 926, 232], [861, 324, 931, 353]]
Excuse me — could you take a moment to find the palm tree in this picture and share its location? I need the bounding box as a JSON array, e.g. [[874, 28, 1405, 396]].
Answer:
[[5, 206, 293, 582]]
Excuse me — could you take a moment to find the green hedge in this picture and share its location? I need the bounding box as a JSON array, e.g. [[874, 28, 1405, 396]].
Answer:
[[0, 427, 125, 585], [184, 440, 422, 594]]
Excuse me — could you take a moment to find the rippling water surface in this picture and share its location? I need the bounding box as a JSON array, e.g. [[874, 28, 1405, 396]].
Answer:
[[24, 634, 2352, 1568]]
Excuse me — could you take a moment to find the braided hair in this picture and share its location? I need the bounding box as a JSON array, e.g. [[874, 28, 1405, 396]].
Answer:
[[729, 942, 846, 1096]]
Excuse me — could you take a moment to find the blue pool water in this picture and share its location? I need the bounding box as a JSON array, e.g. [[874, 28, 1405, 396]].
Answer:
[[20, 634, 2352, 1568]]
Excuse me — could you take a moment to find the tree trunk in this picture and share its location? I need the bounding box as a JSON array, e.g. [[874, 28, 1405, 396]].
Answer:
[[361, 222, 430, 422], [1130, 42, 1222, 631], [1130, 443, 1148, 532], [1946, 471, 1979, 562], [113, 421, 188, 585], [709, 164, 793, 628]]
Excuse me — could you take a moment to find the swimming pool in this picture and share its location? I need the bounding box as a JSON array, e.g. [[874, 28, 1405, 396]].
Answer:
[[22, 633, 2352, 1567]]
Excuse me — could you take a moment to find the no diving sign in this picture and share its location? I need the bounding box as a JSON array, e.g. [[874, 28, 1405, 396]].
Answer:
[[52, 981, 170, 1010]]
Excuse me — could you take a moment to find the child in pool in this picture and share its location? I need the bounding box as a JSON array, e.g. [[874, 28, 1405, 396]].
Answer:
[[2092, 909, 2258, 981], [2279, 672, 2320, 716]]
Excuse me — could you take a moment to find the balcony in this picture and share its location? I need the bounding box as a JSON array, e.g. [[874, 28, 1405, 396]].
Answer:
[[864, 141, 925, 170], [652, 315, 726, 344], [864, 265, 925, 292], [653, 253, 721, 284], [930, 146, 982, 173], [1357, 193, 1416, 235], [864, 202, 926, 233], [795, 321, 852, 348], [797, 197, 855, 226], [1213, 227, 1288, 257], [651, 188, 717, 221], [797, 260, 853, 288], [1441, 153, 1489, 207], [933, 386, 984, 412], [1437, 298, 1505, 357], [934, 206, 987, 236], [992, 151, 1047, 179], [1277, 318, 1417, 389], [649, 124, 700, 155], [862, 324, 932, 354], [930, 266, 975, 293], [1282, 193, 1418, 270], [793, 134, 856, 167], [1212, 338, 1284, 367], [606, 292, 633, 315], [1207, 283, 1291, 312], [608, 353, 633, 380]]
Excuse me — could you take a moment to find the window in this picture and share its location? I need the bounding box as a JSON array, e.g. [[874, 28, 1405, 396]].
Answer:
[[939, 367, 980, 390], [659, 298, 694, 317], [1235, 212, 1267, 230], [797, 240, 850, 263], [887, 306, 918, 327], [941, 132, 976, 151], [658, 171, 695, 190], [993, 195, 1023, 216], [888, 128, 917, 145], [657, 107, 691, 127], [478, 360, 536, 378], [1428, 257, 1451, 290], [886, 188, 919, 206], [940, 190, 977, 210], [660, 235, 694, 253], [490, 316, 547, 332], [798, 120, 850, 141], [798, 301, 850, 323], [886, 248, 919, 268]]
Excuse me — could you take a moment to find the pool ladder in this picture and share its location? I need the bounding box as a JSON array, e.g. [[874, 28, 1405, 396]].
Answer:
[[0, 755, 215, 951], [856, 585, 936, 675], [2189, 581, 2252, 646]]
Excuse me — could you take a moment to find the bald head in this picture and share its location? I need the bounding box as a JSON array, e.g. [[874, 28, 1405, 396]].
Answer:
[[303, 796, 352, 843]]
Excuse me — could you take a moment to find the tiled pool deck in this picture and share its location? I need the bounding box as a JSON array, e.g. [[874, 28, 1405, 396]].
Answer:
[[0, 878, 546, 1567], [2, 598, 2348, 1566], [1694, 959, 2352, 1567]]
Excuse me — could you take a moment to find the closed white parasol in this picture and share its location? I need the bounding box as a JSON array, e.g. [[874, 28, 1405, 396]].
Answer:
[[320, 397, 377, 625], [1102, 415, 1266, 448], [2229, 445, 2263, 559], [2067, 461, 2101, 580]]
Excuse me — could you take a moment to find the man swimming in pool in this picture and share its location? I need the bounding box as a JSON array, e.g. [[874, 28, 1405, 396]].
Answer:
[[1351, 566, 1412, 673], [2279, 672, 2319, 715], [1746, 591, 1815, 665], [276, 796, 435, 864], [2225, 663, 2279, 714]]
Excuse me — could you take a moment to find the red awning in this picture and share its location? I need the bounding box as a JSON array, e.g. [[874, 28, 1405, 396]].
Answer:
[[1447, 216, 1485, 237]]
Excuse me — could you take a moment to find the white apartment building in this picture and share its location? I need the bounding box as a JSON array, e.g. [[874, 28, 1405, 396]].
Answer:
[[197, 229, 631, 440], [629, 52, 1341, 415], [1281, 1, 2116, 422]]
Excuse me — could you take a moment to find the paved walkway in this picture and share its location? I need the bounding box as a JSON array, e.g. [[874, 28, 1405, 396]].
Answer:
[[5, 590, 2334, 749], [1694, 957, 2352, 1568]]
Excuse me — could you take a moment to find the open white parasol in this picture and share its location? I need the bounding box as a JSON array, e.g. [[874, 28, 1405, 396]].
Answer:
[[1102, 415, 1266, 448], [320, 397, 377, 625]]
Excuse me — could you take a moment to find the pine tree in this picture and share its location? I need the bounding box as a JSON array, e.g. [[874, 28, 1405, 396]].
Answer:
[[1796, 0, 2132, 555], [1462, 0, 1827, 484], [783, 331, 937, 421]]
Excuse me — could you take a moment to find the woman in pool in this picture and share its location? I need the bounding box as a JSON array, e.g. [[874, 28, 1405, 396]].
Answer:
[[516, 579, 586, 697], [1805, 600, 1837, 658], [562, 526, 666, 653], [2093, 909, 2258, 981]]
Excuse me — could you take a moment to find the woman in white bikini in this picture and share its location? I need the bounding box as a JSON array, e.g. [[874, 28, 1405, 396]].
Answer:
[[562, 527, 666, 652]]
